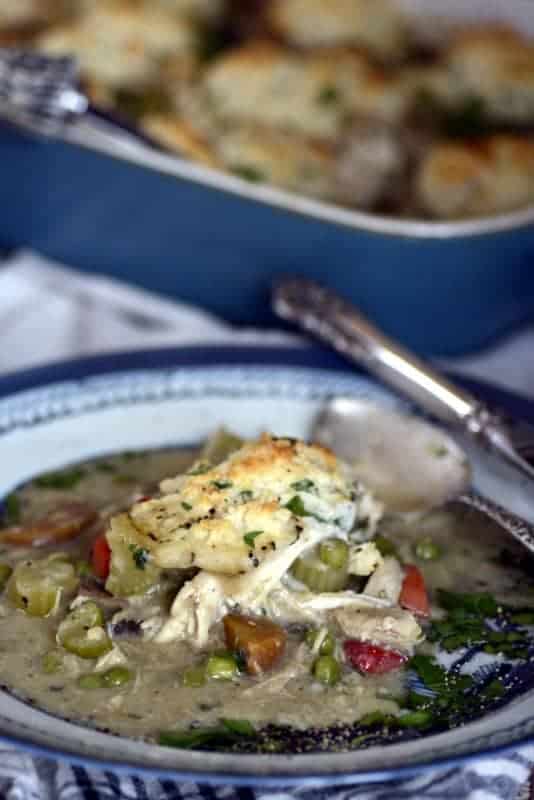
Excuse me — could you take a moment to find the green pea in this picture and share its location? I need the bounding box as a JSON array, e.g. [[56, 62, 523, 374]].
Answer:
[[0, 564, 12, 592], [414, 536, 442, 561], [313, 655, 341, 686], [101, 666, 134, 688], [319, 539, 349, 569], [306, 629, 335, 656], [205, 653, 239, 681], [78, 673, 104, 689], [75, 560, 93, 578], [182, 665, 207, 688]]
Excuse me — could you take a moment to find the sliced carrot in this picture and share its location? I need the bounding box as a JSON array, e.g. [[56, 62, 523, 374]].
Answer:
[[0, 502, 96, 547], [400, 564, 430, 617], [92, 534, 111, 580]]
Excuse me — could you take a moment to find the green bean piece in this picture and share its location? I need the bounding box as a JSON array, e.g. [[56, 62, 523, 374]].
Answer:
[[313, 655, 341, 686], [414, 537, 442, 561], [78, 673, 104, 689], [319, 539, 349, 569], [0, 563, 12, 591], [306, 629, 335, 656], [101, 666, 134, 688], [182, 665, 207, 688], [205, 653, 239, 681]]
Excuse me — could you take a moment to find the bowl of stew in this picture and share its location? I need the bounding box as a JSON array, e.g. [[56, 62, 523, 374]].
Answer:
[[0, 344, 533, 785]]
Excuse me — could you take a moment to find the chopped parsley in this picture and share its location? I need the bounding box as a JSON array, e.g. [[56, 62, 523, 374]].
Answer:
[[188, 463, 211, 476], [3, 493, 21, 524], [181, 502, 193, 511], [428, 590, 530, 657], [34, 468, 86, 490], [95, 461, 116, 473], [239, 490, 253, 502], [211, 480, 233, 490], [285, 495, 326, 523], [230, 165, 265, 183], [317, 85, 339, 105], [159, 718, 255, 749], [129, 545, 149, 570], [243, 530, 263, 548], [373, 534, 398, 558], [291, 479, 316, 493]]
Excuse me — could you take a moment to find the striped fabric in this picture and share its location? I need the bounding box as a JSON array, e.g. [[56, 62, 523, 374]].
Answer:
[[0, 747, 533, 800]]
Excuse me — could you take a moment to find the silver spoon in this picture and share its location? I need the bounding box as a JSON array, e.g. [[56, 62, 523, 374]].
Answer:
[[272, 277, 534, 557], [273, 277, 534, 483]]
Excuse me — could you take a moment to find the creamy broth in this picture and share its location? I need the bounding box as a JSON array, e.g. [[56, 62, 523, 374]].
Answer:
[[0, 445, 532, 753]]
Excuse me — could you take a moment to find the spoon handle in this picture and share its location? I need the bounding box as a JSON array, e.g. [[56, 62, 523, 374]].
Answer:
[[273, 277, 534, 481]]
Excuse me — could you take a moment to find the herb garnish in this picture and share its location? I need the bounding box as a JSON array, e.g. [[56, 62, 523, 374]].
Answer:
[[373, 534, 398, 558], [129, 545, 149, 570], [231, 165, 265, 183], [3, 493, 21, 524], [95, 461, 116, 473], [291, 479, 316, 493], [34, 469, 86, 490], [159, 718, 255, 749], [243, 530, 263, 548], [181, 502, 193, 511], [317, 85, 339, 105], [211, 480, 233, 490], [188, 463, 211, 476], [285, 495, 326, 523], [429, 590, 532, 657], [239, 490, 253, 502]]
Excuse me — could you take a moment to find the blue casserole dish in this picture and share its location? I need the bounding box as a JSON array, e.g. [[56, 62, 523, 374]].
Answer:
[[1, 0, 534, 357]]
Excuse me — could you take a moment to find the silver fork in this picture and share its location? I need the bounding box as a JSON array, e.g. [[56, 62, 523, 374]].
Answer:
[[272, 277, 534, 483]]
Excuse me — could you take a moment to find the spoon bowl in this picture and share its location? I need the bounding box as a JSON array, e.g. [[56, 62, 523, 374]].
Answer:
[[313, 396, 534, 557]]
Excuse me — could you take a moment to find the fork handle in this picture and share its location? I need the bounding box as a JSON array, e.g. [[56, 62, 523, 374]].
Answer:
[[273, 277, 534, 481]]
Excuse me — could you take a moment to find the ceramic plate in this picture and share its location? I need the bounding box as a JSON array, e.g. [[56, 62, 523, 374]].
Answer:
[[0, 345, 533, 786]]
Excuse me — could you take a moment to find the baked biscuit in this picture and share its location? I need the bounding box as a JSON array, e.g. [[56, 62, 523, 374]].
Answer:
[[446, 27, 534, 123], [37, 0, 198, 93], [267, 0, 408, 61], [127, 434, 365, 574], [415, 135, 534, 219], [203, 42, 409, 141]]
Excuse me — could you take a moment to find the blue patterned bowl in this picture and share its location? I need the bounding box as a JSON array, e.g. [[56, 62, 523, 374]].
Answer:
[[0, 345, 533, 786]]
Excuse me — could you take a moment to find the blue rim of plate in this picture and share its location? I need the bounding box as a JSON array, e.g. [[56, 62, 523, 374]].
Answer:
[[0, 343, 533, 787]]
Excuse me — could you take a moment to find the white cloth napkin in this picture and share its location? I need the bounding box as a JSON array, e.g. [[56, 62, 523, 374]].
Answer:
[[0, 249, 532, 396], [0, 250, 301, 375], [0, 249, 533, 800]]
